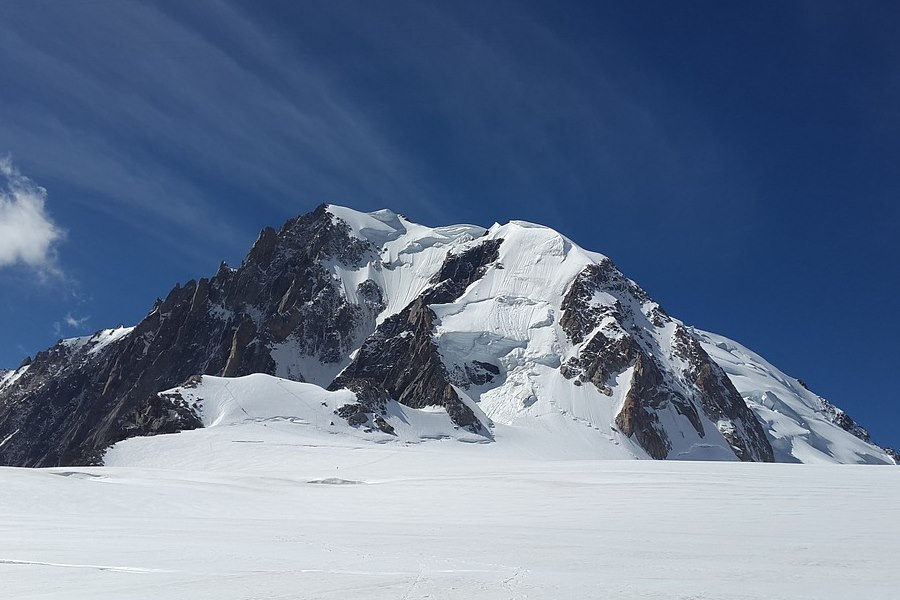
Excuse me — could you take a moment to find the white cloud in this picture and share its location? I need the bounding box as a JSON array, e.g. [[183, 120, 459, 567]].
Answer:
[[64, 313, 89, 329], [0, 157, 64, 274], [52, 313, 89, 338]]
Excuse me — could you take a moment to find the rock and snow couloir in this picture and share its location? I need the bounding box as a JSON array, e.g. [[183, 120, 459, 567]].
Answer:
[[0, 204, 894, 466]]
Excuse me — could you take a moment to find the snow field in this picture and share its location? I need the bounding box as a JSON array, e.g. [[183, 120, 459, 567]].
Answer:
[[3, 445, 898, 599]]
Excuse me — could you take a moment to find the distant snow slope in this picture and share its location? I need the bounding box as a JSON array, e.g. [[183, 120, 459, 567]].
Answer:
[[59, 326, 134, 357], [0, 327, 134, 396], [4, 426, 898, 599], [696, 329, 894, 464]]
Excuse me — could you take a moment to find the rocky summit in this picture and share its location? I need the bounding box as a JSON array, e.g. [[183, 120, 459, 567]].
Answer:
[[0, 204, 895, 467]]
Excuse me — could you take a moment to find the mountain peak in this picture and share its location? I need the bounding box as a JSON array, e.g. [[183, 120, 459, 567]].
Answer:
[[0, 204, 894, 467]]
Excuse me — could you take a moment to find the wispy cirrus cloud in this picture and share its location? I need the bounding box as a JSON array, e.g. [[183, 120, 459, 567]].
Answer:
[[52, 313, 89, 338], [0, 157, 64, 276], [0, 1, 431, 265], [64, 313, 89, 329]]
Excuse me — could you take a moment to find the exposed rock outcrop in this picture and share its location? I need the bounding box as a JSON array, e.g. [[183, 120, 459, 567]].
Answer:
[[330, 239, 502, 434], [560, 261, 774, 462]]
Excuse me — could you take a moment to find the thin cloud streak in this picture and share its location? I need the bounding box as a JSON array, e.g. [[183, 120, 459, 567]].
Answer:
[[51, 314, 89, 339], [0, 1, 430, 251], [0, 0, 750, 240]]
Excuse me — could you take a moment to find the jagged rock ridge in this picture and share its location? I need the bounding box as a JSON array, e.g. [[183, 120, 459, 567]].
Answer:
[[0, 206, 381, 465]]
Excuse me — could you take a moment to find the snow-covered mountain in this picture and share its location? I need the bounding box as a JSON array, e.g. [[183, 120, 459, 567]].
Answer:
[[0, 204, 894, 466]]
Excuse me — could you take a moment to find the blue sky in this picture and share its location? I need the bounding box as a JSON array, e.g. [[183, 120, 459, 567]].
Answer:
[[1, 1, 898, 447]]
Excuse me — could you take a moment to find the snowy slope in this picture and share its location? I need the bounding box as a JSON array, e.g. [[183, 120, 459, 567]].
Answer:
[[4, 434, 899, 600], [325, 205, 487, 322], [115, 373, 646, 464], [144, 374, 489, 450], [320, 208, 764, 460], [319, 206, 892, 464], [696, 329, 895, 464], [429, 220, 745, 460]]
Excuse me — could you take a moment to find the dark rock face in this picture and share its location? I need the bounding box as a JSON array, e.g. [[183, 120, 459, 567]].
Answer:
[[336, 403, 371, 427], [448, 360, 501, 389], [0, 204, 383, 467], [616, 354, 683, 459], [122, 389, 203, 439], [331, 240, 502, 434], [423, 239, 503, 304], [671, 326, 773, 462], [559, 260, 774, 462], [466, 361, 500, 386], [223, 206, 382, 369]]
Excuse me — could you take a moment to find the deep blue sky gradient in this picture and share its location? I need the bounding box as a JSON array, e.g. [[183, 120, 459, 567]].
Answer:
[[1, 1, 898, 447]]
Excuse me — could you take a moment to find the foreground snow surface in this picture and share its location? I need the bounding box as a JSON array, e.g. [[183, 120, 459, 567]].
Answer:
[[3, 426, 899, 599]]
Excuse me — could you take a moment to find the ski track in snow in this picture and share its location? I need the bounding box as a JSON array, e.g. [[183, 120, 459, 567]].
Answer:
[[0, 558, 173, 574]]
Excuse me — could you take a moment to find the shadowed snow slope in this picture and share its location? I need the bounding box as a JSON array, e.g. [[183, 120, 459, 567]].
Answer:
[[696, 329, 893, 464]]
